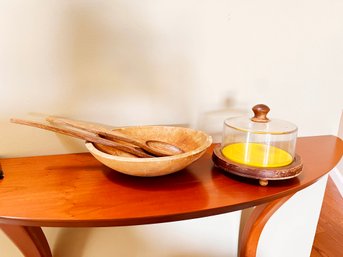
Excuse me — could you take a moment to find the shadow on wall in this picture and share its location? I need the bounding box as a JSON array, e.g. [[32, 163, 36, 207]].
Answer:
[[50, 227, 231, 257], [197, 96, 248, 143], [59, 2, 192, 125], [50, 226, 233, 257], [66, 3, 158, 93], [52, 228, 91, 257], [52, 227, 148, 257]]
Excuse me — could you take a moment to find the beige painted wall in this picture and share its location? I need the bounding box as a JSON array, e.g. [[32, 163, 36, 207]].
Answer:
[[1, 1, 342, 256]]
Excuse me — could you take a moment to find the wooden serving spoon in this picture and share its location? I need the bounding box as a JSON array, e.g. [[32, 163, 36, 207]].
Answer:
[[10, 118, 153, 158], [46, 116, 184, 157]]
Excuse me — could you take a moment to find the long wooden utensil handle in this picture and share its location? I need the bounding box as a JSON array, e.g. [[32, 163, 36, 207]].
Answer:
[[46, 116, 183, 157], [10, 118, 152, 158], [46, 116, 145, 147]]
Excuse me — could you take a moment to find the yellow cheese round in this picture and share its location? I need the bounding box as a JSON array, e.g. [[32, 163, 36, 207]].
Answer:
[[221, 142, 293, 168]]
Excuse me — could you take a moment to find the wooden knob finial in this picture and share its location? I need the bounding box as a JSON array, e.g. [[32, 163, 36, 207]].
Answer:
[[251, 104, 270, 123]]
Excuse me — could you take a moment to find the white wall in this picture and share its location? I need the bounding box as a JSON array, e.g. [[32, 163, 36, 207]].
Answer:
[[1, 1, 342, 256], [330, 111, 343, 196]]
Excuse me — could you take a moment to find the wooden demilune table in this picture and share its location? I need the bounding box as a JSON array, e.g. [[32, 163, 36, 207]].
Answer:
[[0, 136, 342, 257]]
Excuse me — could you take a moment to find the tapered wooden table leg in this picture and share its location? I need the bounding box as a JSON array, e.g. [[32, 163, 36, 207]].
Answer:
[[0, 224, 52, 257], [239, 194, 294, 257]]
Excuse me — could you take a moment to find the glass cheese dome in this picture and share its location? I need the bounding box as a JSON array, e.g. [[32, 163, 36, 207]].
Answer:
[[221, 104, 298, 168]]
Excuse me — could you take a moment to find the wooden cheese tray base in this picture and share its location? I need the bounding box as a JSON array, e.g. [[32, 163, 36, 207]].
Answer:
[[212, 144, 303, 186]]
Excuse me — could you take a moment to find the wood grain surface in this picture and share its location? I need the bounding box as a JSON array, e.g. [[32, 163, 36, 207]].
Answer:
[[0, 136, 342, 228], [311, 177, 343, 257]]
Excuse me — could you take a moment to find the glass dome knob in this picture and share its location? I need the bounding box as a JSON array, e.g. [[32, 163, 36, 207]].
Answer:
[[251, 104, 270, 123]]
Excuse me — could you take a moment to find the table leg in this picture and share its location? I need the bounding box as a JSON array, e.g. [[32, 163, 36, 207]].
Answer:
[[0, 224, 52, 257], [238, 194, 294, 257]]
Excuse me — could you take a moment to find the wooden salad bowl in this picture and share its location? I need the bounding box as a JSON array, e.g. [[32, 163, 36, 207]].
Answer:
[[86, 126, 212, 176]]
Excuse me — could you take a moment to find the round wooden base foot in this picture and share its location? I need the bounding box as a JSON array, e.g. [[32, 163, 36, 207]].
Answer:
[[259, 179, 268, 186]]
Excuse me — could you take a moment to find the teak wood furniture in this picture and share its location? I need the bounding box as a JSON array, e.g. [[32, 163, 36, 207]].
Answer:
[[0, 136, 342, 257]]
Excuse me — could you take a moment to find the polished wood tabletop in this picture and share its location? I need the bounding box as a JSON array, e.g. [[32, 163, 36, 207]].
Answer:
[[0, 135, 341, 228], [0, 135, 342, 257]]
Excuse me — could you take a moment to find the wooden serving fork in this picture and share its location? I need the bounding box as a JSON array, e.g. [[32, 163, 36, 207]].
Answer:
[[10, 118, 153, 158]]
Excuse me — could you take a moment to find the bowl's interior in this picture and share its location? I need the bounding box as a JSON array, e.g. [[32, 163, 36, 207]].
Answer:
[[117, 126, 208, 151], [93, 126, 211, 159]]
